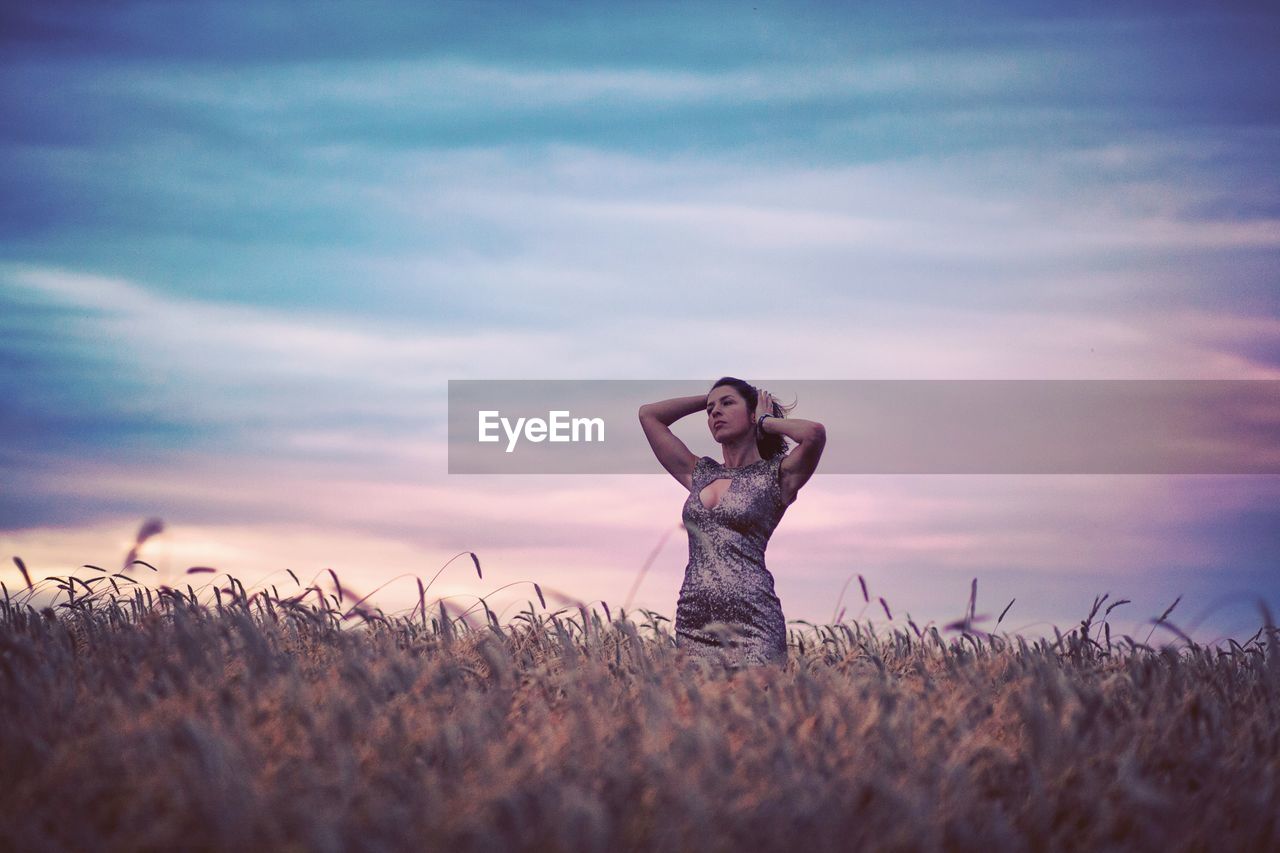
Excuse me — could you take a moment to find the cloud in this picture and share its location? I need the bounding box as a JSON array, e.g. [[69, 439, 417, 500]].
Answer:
[[4, 258, 1277, 480], [2, 2, 1278, 640]]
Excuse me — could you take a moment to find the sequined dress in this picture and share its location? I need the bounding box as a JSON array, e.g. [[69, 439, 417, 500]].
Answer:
[[675, 453, 792, 666]]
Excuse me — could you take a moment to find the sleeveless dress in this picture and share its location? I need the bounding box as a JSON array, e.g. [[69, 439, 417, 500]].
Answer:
[[675, 453, 793, 667]]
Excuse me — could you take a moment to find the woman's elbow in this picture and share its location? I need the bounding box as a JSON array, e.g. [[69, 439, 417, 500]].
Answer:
[[806, 422, 827, 446]]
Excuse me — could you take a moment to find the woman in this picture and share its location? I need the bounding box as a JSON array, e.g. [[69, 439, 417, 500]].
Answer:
[[638, 377, 826, 667]]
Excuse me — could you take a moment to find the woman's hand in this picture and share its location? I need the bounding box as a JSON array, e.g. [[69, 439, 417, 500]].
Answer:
[[755, 387, 778, 429]]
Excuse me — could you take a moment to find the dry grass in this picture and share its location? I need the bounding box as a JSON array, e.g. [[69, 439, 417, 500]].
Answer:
[[1, 564, 1277, 852]]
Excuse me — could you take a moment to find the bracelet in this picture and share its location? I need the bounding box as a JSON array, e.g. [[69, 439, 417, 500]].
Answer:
[[756, 413, 775, 436]]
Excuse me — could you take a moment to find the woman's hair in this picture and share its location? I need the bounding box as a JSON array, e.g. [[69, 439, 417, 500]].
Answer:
[[708, 376, 797, 460]]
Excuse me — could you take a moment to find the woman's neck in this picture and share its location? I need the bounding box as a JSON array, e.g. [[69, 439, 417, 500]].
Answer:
[[721, 437, 762, 469]]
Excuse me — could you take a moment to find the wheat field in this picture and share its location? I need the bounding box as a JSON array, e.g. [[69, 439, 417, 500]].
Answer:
[[2, 557, 1277, 852]]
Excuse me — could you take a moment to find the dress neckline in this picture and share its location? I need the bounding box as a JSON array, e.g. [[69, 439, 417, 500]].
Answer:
[[711, 456, 769, 472]]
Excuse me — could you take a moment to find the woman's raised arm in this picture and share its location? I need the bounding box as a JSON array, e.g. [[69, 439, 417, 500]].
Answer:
[[638, 394, 704, 490], [769, 417, 826, 505]]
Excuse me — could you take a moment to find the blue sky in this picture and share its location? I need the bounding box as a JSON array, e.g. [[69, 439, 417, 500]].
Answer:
[[3, 1, 1279, 639]]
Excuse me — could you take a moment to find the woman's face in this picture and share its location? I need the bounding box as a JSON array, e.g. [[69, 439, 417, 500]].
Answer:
[[706, 385, 752, 443]]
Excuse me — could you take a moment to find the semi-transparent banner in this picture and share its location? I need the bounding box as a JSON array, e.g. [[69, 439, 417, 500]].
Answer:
[[447, 380, 1280, 474]]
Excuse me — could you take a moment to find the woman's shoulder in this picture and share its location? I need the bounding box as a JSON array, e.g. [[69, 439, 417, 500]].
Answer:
[[690, 455, 715, 483]]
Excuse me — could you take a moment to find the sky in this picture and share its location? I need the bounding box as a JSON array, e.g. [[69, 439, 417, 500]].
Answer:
[[2, 0, 1279, 642]]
